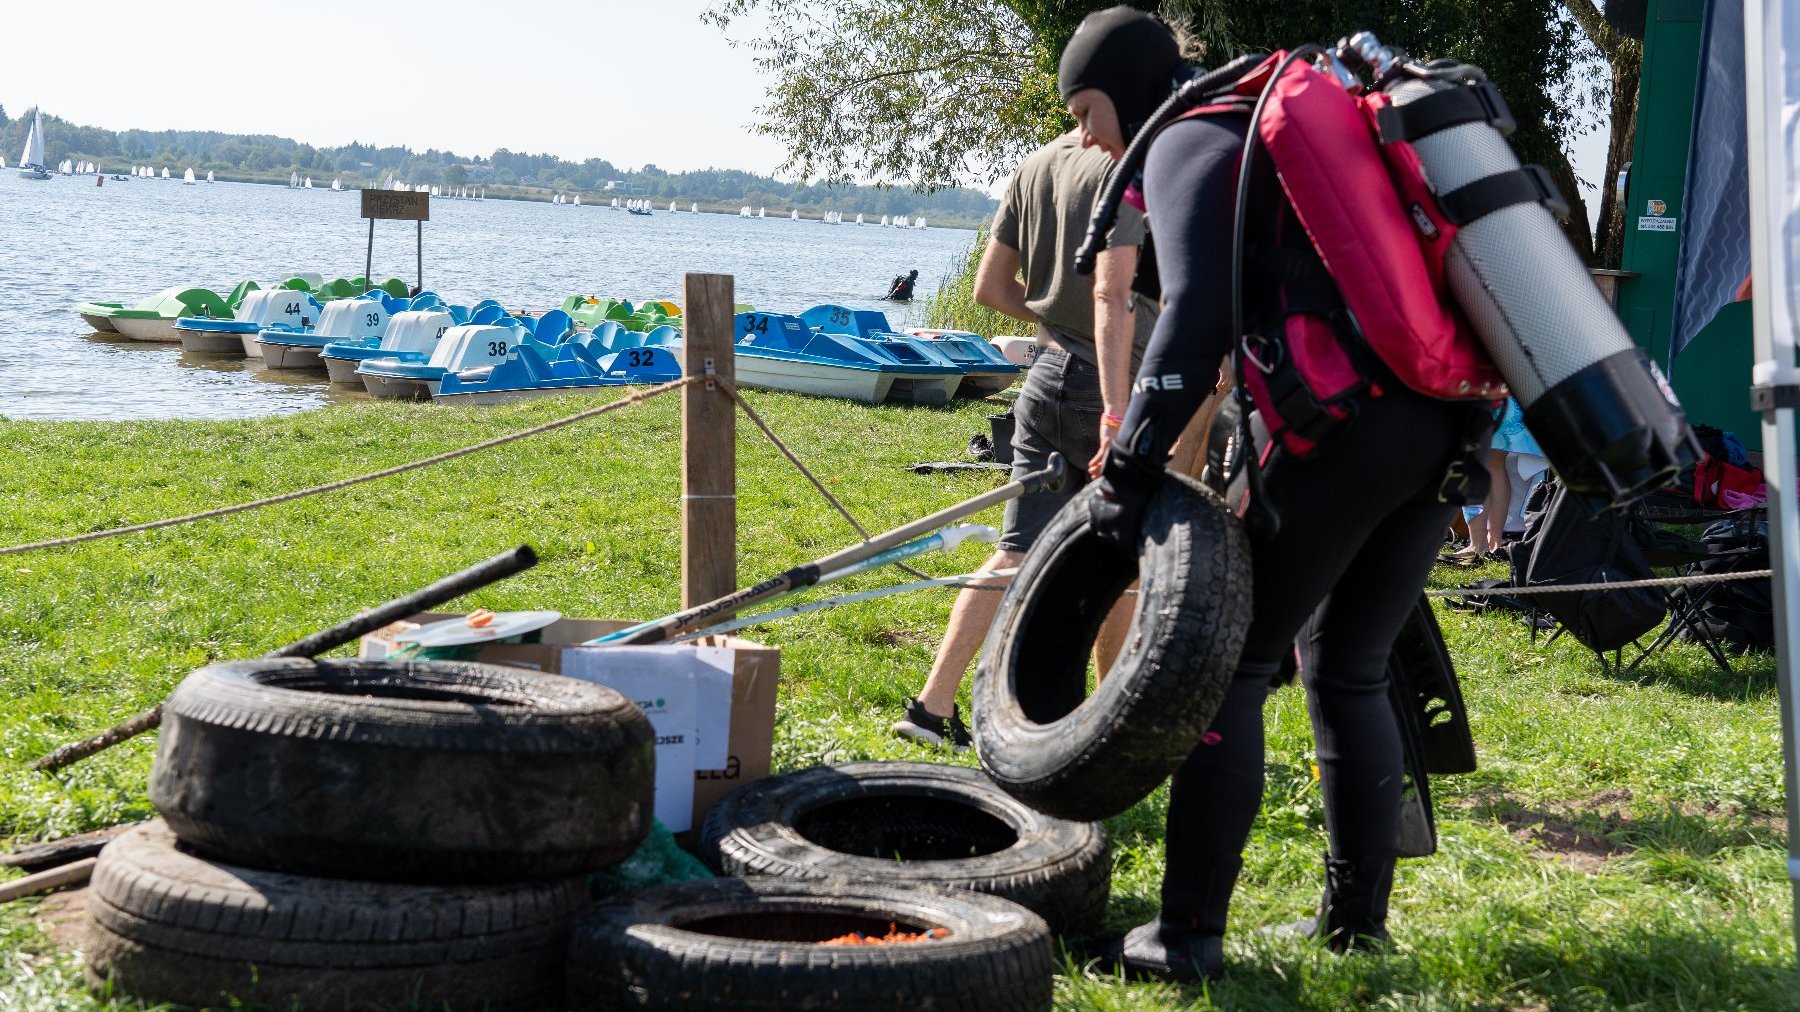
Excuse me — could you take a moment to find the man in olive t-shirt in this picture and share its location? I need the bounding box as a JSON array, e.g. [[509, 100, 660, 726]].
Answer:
[[994, 130, 1158, 373], [892, 129, 1159, 749]]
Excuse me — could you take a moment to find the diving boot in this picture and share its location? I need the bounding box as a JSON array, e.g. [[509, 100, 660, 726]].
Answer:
[[1105, 857, 1240, 982], [1270, 853, 1395, 951]]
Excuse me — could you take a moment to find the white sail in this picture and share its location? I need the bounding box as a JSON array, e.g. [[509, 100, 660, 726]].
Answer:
[[791, 209, 799, 220], [856, 213, 864, 225], [20, 110, 46, 169], [161, 167, 169, 179], [305, 177, 313, 188], [183, 167, 196, 184], [208, 170, 215, 183], [574, 194, 581, 205], [691, 202, 698, 213]]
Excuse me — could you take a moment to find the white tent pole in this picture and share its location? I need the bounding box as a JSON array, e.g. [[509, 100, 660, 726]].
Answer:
[[1743, 0, 1800, 972]]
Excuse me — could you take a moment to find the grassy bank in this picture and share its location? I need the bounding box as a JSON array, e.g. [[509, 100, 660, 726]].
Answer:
[[0, 390, 1791, 1009]]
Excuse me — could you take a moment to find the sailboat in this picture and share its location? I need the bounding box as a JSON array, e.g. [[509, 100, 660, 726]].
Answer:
[[757, 207, 766, 218], [207, 170, 215, 183], [304, 177, 313, 189], [332, 178, 341, 191], [18, 109, 51, 179], [790, 209, 799, 221], [183, 167, 196, 185], [690, 202, 698, 213], [855, 213, 864, 225], [573, 194, 581, 206], [161, 167, 170, 180]]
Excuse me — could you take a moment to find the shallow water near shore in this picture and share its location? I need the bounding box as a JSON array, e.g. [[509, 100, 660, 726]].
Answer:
[[0, 172, 976, 421]]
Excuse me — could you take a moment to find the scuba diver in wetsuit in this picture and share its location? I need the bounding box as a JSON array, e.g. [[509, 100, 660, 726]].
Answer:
[[1059, 8, 1495, 980], [885, 270, 919, 302]]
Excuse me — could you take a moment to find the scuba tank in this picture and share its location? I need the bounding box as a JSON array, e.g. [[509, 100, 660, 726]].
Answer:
[[1344, 32, 1698, 503], [1078, 34, 1698, 508]]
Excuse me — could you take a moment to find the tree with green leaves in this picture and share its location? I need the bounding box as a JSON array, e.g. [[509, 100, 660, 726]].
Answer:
[[709, 0, 1610, 255]]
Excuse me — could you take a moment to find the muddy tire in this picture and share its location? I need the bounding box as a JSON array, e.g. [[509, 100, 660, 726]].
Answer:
[[149, 657, 653, 881], [700, 761, 1108, 937], [565, 876, 1053, 1011], [85, 821, 584, 1010], [973, 473, 1252, 821]]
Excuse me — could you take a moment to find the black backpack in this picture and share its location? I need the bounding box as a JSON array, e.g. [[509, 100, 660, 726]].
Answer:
[[1511, 481, 1666, 653]]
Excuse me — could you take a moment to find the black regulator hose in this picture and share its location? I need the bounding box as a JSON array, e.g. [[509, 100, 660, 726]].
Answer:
[[1073, 52, 1268, 278]]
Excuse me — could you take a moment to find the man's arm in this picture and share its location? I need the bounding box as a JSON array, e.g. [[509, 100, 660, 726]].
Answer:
[[973, 240, 1036, 324], [1089, 243, 1139, 475]]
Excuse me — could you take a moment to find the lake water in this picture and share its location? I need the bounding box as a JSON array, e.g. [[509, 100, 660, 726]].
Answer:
[[0, 172, 979, 421]]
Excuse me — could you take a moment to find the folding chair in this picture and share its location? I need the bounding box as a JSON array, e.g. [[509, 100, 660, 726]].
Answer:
[[1622, 507, 1769, 674]]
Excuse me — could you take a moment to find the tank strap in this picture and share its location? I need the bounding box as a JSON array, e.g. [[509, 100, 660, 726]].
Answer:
[[1375, 81, 1516, 142], [1438, 165, 1569, 225]]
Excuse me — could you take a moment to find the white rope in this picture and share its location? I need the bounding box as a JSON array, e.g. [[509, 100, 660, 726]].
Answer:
[[0, 378, 700, 557], [1424, 568, 1772, 598]]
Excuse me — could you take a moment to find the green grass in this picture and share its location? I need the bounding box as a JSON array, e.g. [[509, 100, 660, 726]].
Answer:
[[0, 391, 1792, 1010]]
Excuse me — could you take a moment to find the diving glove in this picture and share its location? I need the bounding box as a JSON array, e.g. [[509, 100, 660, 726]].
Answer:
[[1088, 445, 1162, 551]]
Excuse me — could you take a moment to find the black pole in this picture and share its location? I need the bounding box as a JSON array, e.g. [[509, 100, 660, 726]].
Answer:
[[416, 219, 423, 293], [365, 218, 375, 294]]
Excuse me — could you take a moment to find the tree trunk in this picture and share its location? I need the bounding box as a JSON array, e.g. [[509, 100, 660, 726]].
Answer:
[[1594, 48, 1642, 268]]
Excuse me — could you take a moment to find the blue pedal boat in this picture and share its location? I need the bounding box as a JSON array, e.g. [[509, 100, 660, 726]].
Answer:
[[174, 289, 322, 356], [798, 305, 966, 403], [323, 309, 456, 387], [899, 326, 1026, 395], [725, 312, 958, 405], [255, 294, 391, 370]]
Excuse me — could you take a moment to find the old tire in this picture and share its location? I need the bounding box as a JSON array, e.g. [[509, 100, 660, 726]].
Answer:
[[565, 876, 1054, 1011], [85, 821, 585, 1010], [699, 761, 1108, 937], [973, 472, 1252, 821], [149, 657, 654, 881]]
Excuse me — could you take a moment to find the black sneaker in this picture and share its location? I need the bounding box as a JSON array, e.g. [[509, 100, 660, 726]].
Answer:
[[891, 698, 972, 750]]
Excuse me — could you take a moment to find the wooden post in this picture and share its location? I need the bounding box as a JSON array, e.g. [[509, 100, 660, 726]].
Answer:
[[681, 273, 736, 608], [364, 219, 375, 294]]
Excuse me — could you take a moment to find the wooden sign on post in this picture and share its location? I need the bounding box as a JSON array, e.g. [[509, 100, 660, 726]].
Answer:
[[357, 189, 429, 293], [360, 190, 430, 221]]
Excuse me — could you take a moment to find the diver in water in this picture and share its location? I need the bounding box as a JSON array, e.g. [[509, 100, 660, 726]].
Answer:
[[885, 270, 920, 302]]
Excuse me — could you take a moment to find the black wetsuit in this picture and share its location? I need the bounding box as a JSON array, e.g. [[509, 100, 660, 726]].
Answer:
[[1114, 113, 1489, 932], [888, 275, 917, 301]]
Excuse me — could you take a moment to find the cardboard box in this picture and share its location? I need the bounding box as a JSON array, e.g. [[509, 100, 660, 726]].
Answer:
[[361, 614, 779, 834]]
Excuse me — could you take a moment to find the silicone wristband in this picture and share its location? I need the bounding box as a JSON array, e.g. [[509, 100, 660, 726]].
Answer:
[[1101, 413, 1124, 429]]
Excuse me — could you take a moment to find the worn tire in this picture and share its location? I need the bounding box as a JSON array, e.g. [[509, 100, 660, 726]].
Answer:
[[565, 876, 1054, 1011], [699, 761, 1109, 937], [149, 657, 654, 881], [85, 821, 585, 1010], [973, 472, 1252, 821]]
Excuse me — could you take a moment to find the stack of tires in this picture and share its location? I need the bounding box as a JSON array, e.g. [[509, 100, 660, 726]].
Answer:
[[85, 657, 656, 1010]]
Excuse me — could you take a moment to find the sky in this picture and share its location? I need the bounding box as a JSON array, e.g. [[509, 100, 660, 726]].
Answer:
[[0, 0, 790, 176], [1, 1, 1611, 197]]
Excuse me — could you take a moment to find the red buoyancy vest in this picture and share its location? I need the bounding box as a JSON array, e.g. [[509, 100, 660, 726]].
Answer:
[[1177, 54, 1507, 406]]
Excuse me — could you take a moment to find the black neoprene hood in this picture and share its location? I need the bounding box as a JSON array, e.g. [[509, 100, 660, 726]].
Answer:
[[1057, 6, 1184, 138]]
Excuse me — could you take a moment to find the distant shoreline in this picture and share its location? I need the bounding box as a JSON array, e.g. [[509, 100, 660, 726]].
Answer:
[[79, 171, 988, 230]]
